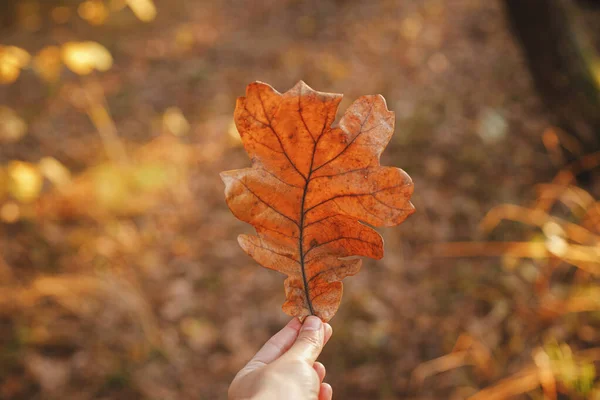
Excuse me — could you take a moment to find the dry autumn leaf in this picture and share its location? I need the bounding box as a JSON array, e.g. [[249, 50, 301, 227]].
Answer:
[[221, 81, 415, 321]]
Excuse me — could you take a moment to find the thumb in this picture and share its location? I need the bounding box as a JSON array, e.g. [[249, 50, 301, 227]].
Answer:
[[284, 316, 324, 364]]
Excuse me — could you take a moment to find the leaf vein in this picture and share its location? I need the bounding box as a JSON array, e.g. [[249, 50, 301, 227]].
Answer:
[[235, 178, 300, 227], [313, 99, 375, 172]]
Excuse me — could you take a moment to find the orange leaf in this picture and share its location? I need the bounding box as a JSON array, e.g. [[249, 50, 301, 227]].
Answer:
[[221, 81, 415, 321]]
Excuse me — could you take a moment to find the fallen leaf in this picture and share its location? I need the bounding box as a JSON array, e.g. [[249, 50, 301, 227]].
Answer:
[[221, 81, 415, 321]]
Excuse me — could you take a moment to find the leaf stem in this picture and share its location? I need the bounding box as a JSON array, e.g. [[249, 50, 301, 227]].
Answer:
[[299, 142, 317, 315]]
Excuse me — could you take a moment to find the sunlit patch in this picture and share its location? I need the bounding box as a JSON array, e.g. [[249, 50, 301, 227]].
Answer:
[[227, 119, 242, 147], [0, 106, 27, 143], [180, 317, 219, 350], [61, 41, 113, 75], [0, 46, 31, 84], [0, 168, 6, 202], [33, 46, 62, 83], [162, 107, 190, 137], [38, 157, 72, 189], [7, 161, 43, 203], [78, 0, 109, 26], [89, 160, 175, 212], [477, 108, 508, 144], [93, 164, 130, 210], [542, 342, 596, 396], [542, 221, 568, 257], [319, 53, 349, 82], [174, 25, 196, 52], [591, 59, 600, 88], [0, 202, 20, 223], [126, 0, 157, 22], [400, 15, 423, 40]]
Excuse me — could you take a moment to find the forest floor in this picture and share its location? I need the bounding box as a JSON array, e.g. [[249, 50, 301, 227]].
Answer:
[[3, 1, 594, 399]]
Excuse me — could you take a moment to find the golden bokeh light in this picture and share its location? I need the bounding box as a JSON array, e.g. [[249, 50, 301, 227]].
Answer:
[[227, 119, 242, 146], [2, 2, 600, 400], [401, 15, 423, 40], [0, 107, 28, 143], [38, 157, 72, 189], [0, 62, 21, 84], [0, 201, 21, 224], [162, 107, 190, 137], [175, 25, 196, 52], [0, 167, 6, 202], [61, 41, 113, 75], [0, 46, 31, 84], [33, 46, 62, 83], [78, 0, 110, 26], [0, 202, 20, 224], [7, 161, 43, 204], [127, 0, 157, 22]]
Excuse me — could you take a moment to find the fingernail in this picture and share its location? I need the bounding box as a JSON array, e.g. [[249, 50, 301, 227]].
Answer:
[[324, 323, 333, 344], [302, 316, 322, 331]]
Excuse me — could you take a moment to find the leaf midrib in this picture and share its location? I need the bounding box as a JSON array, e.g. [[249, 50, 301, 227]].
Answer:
[[297, 94, 321, 317], [298, 162, 315, 316], [296, 94, 374, 317], [256, 87, 374, 317]]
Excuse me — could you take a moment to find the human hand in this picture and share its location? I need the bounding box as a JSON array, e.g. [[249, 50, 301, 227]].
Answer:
[[228, 316, 333, 400]]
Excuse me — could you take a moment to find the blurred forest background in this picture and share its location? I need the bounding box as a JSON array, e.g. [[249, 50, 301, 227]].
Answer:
[[1, 0, 600, 399]]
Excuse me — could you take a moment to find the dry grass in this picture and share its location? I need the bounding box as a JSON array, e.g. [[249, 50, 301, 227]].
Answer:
[[415, 145, 600, 398]]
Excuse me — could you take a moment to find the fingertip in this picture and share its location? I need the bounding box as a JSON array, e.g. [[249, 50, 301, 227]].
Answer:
[[313, 361, 326, 382], [286, 316, 325, 363], [288, 317, 302, 331], [301, 316, 323, 332], [319, 382, 333, 400], [324, 323, 333, 344]]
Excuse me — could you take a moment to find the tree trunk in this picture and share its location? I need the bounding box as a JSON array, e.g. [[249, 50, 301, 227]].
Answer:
[[505, 0, 600, 152]]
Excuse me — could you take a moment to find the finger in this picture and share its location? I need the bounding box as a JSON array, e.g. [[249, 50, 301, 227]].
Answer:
[[313, 362, 326, 382], [284, 316, 324, 364], [249, 318, 302, 365], [319, 383, 333, 400], [324, 323, 333, 345]]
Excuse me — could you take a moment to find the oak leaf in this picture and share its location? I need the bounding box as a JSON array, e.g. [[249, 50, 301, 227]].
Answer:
[[221, 81, 415, 321]]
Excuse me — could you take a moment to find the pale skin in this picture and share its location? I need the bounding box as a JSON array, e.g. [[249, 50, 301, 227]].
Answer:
[[229, 316, 334, 400]]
